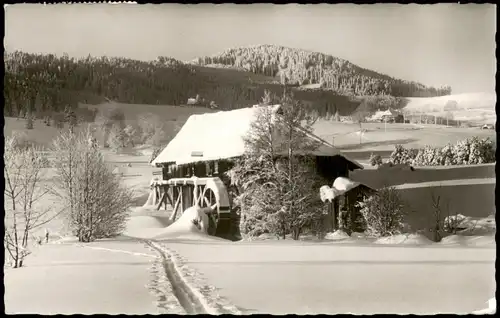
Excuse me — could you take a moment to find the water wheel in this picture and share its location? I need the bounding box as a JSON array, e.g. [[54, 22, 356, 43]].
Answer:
[[198, 185, 219, 235]]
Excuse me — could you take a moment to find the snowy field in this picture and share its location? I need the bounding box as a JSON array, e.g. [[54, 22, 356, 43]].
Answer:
[[4, 238, 160, 315], [313, 121, 495, 156], [161, 238, 495, 314], [4, 146, 496, 315]]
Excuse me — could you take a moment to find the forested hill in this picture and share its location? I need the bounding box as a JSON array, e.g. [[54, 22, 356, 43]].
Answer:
[[4, 50, 413, 121], [4, 51, 207, 117], [190, 44, 452, 98]]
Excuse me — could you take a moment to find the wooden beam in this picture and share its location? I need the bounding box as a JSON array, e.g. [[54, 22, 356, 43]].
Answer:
[[332, 199, 338, 231], [165, 187, 174, 208], [179, 186, 184, 212], [156, 190, 166, 211], [171, 192, 182, 221], [164, 186, 171, 210]]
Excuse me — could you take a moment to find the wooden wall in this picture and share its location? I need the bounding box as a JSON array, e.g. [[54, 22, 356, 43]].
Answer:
[[160, 155, 362, 238]]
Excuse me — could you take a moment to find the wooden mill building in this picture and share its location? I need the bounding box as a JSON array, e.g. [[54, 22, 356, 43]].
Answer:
[[150, 104, 367, 239]]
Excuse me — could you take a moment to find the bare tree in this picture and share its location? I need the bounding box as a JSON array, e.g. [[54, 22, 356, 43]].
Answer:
[[261, 89, 274, 106], [52, 129, 134, 242], [4, 137, 59, 268], [401, 108, 411, 124], [137, 112, 167, 147], [108, 123, 127, 152], [430, 192, 443, 242]]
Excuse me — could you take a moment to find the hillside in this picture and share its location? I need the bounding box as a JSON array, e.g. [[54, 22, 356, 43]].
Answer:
[[4, 102, 214, 148], [10, 49, 494, 127], [3, 51, 393, 121], [190, 44, 452, 97]]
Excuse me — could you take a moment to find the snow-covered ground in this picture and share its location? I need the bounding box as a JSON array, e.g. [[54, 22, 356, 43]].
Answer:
[[162, 238, 495, 314], [5, 146, 496, 315], [4, 238, 161, 315], [124, 202, 496, 314]]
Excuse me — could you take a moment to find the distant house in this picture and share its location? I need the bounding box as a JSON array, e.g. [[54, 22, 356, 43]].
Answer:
[[369, 109, 400, 123], [186, 98, 197, 105]]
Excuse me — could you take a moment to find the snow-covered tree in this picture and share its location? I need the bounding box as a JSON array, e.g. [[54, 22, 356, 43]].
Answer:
[[64, 105, 78, 134], [52, 129, 133, 242], [369, 153, 383, 166], [108, 124, 127, 152], [123, 124, 139, 147], [229, 90, 325, 240]]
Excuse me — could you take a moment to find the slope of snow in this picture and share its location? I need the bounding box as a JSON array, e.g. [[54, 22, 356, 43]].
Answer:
[[404, 92, 496, 124], [4, 242, 160, 314], [439, 235, 495, 247], [126, 216, 171, 230], [374, 234, 434, 245], [405, 92, 496, 111]]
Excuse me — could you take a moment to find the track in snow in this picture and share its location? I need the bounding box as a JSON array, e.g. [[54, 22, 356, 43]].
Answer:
[[143, 240, 209, 315]]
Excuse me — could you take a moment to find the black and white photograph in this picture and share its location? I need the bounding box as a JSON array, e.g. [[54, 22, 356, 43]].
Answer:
[[3, 3, 496, 315]]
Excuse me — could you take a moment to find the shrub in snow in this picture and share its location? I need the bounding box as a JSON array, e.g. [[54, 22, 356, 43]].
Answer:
[[414, 145, 441, 166], [466, 137, 495, 164], [389, 145, 417, 165], [439, 144, 456, 166], [391, 137, 495, 167], [52, 129, 134, 242], [357, 187, 407, 237], [449, 137, 496, 165], [452, 138, 471, 164], [443, 214, 466, 233], [369, 153, 383, 166]]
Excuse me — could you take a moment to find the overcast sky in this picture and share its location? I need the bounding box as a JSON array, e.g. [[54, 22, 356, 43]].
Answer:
[[5, 4, 496, 94]]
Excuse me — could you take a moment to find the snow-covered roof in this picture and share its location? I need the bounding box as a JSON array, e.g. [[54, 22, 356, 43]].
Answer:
[[369, 109, 401, 121], [151, 105, 363, 170]]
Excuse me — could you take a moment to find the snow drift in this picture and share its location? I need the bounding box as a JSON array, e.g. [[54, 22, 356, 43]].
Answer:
[[324, 230, 351, 241], [125, 216, 171, 231], [124, 205, 225, 242], [374, 234, 434, 245]]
